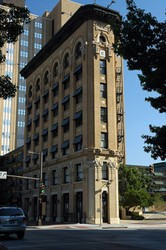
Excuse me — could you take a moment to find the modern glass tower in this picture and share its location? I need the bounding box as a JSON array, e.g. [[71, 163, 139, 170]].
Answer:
[[0, 1, 52, 155]]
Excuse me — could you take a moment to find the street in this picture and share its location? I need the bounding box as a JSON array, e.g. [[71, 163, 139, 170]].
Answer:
[[1, 227, 166, 250]]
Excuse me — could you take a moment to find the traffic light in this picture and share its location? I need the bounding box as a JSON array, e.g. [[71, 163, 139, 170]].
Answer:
[[39, 182, 45, 195]]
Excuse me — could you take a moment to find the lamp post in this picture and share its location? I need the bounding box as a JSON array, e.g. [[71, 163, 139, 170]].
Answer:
[[28, 151, 43, 226]]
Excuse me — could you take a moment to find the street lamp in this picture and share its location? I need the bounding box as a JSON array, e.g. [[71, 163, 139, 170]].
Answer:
[[28, 151, 43, 226]]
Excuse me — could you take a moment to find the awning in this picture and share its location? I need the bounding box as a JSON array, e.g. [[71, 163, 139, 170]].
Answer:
[[42, 90, 49, 98], [61, 117, 69, 126], [73, 87, 82, 97], [27, 103, 32, 109], [74, 110, 82, 120], [24, 156, 30, 163], [33, 133, 39, 140], [26, 137, 31, 144], [26, 119, 32, 126], [34, 96, 40, 103], [51, 123, 58, 132], [73, 64, 82, 74], [32, 154, 38, 160], [61, 95, 70, 104], [43, 148, 48, 156], [33, 114, 39, 122], [61, 140, 69, 149], [52, 82, 59, 90], [50, 144, 58, 153], [73, 134, 82, 144], [42, 109, 48, 117], [51, 103, 58, 111], [62, 74, 70, 83], [41, 128, 48, 136]]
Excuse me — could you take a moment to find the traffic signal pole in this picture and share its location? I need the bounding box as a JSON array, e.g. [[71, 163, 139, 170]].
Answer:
[[38, 151, 43, 226], [28, 151, 43, 226], [3, 151, 44, 226]]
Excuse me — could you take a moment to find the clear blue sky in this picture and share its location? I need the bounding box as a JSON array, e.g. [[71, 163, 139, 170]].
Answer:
[[26, 0, 166, 166]]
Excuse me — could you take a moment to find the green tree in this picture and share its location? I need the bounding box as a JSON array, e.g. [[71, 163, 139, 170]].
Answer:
[[0, 4, 30, 99], [112, 0, 166, 160], [119, 165, 154, 212]]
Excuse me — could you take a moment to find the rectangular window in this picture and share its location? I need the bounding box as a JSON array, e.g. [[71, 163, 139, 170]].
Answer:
[[102, 162, 108, 180], [42, 129, 48, 143], [34, 175, 38, 189], [64, 167, 69, 183], [63, 101, 70, 111], [52, 85, 59, 97], [76, 163, 83, 181], [101, 132, 108, 148], [101, 107, 107, 123], [34, 118, 39, 128], [100, 83, 107, 98], [61, 140, 69, 156], [43, 149, 48, 162], [76, 94, 82, 104], [63, 123, 69, 133], [34, 43, 42, 49], [74, 111, 82, 127], [35, 22, 42, 28], [62, 118, 70, 133], [51, 103, 58, 117], [23, 30, 29, 36], [42, 91, 49, 103], [42, 172, 47, 187], [34, 32, 42, 39], [53, 108, 58, 117], [52, 128, 58, 138], [62, 75, 70, 90], [26, 179, 30, 190], [75, 70, 82, 81], [100, 60, 106, 75], [52, 170, 58, 185], [73, 135, 82, 152]]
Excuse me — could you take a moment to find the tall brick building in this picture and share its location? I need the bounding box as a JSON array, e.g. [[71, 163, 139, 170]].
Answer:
[[21, 0, 125, 224]]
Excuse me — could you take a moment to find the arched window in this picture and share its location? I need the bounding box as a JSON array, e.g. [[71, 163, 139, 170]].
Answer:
[[99, 35, 106, 43], [28, 85, 32, 97], [75, 42, 82, 59], [53, 62, 59, 77], [63, 53, 70, 69], [44, 71, 49, 84], [35, 78, 40, 92]]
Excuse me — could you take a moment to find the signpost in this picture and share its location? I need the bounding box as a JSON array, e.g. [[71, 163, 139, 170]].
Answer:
[[0, 171, 39, 181], [0, 171, 7, 179]]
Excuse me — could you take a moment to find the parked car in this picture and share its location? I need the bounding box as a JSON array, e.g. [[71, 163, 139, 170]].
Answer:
[[0, 207, 27, 239]]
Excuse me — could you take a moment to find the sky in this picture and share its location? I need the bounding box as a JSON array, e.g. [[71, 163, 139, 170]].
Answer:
[[25, 0, 166, 166]]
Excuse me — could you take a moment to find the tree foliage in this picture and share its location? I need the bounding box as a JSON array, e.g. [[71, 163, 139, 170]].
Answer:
[[0, 4, 30, 99], [112, 0, 166, 160], [119, 165, 155, 211]]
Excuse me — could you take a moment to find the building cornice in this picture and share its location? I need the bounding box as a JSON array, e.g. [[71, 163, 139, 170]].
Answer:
[[20, 4, 120, 79]]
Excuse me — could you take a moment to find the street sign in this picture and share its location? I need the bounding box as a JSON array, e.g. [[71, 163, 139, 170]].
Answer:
[[0, 171, 7, 179]]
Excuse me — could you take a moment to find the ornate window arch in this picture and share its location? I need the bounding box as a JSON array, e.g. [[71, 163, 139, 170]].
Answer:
[[44, 70, 49, 85], [99, 35, 106, 43], [75, 41, 82, 59], [63, 53, 70, 69], [35, 78, 40, 92], [53, 62, 59, 77], [28, 85, 32, 97]]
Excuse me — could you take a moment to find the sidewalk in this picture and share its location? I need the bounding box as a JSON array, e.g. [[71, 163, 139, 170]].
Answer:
[[27, 212, 166, 230]]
